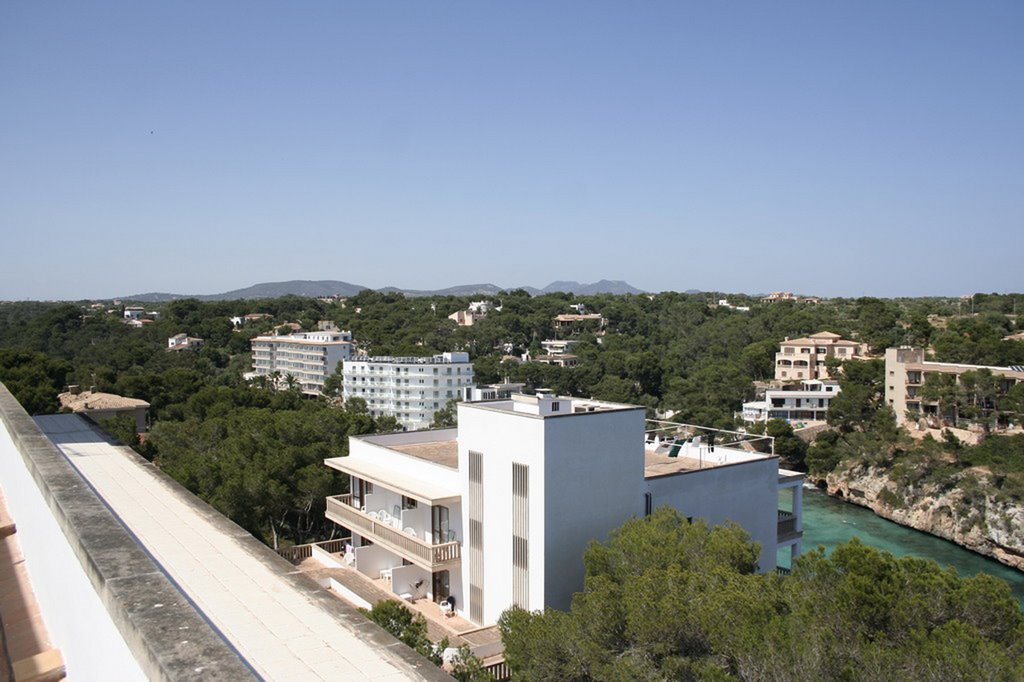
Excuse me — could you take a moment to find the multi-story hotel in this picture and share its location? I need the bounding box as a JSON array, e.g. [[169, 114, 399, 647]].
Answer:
[[774, 331, 864, 382], [322, 391, 804, 626], [885, 347, 1024, 427], [342, 352, 474, 430], [250, 330, 355, 394], [742, 379, 841, 423]]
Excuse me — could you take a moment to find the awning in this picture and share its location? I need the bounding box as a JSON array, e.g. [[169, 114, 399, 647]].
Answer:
[[324, 456, 461, 505]]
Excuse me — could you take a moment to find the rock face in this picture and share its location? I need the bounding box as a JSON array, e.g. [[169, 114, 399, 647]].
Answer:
[[821, 463, 1024, 572]]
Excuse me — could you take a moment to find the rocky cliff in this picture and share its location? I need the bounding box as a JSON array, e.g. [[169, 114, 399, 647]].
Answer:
[[819, 464, 1024, 572]]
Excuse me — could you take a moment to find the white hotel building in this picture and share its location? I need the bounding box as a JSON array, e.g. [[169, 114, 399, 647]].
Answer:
[[322, 391, 804, 626], [250, 331, 355, 395], [342, 352, 474, 431]]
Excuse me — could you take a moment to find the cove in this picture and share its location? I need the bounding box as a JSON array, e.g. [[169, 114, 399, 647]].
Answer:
[[794, 488, 1024, 607]]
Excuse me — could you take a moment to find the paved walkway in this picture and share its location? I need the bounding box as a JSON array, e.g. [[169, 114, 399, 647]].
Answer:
[[36, 415, 436, 682]]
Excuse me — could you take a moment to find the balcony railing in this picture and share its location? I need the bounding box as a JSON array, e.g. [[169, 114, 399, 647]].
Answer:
[[325, 494, 460, 569], [777, 509, 800, 541]]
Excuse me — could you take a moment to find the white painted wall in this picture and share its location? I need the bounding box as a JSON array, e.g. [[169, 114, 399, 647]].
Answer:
[[391, 565, 430, 600], [542, 409, 646, 611], [645, 458, 780, 571], [353, 542, 400, 578], [0, 423, 146, 680], [456, 402, 646, 623], [457, 402, 547, 624]]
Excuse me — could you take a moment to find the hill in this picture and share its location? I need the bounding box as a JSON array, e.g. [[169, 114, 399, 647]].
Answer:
[[121, 279, 646, 301]]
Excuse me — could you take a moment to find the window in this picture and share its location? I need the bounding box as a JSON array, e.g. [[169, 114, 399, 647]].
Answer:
[[551, 402, 560, 412], [402, 495, 417, 510]]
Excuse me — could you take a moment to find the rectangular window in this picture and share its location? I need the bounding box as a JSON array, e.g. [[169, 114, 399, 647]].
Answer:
[[551, 402, 560, 412], [402, 495, 418, 510]]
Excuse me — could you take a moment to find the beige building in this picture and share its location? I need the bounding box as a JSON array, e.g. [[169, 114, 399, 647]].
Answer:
[[57, 388, 150, 432], [774, 332, 864, 382], [553, 313, 605, 329], [884, 347, 1024, 427]]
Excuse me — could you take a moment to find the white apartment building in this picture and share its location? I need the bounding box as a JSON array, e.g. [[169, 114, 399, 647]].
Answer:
[[322, 392, 804, 626], [774, 331, 864, 382], [743, 380, 841, 423], [885, 347, 1024, 427], [250, 331, 355, 395], [342, 353, 474, 430]]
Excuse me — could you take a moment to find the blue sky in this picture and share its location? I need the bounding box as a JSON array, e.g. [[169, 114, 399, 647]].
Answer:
[[1, 2, 1021, 299]]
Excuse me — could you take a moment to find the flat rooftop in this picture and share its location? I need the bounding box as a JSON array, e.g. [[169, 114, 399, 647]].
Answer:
[[464, 394, 642, 419], [643, 445, 769, 478], [34, 414, 448, 681], [388, 440, 459, 469]]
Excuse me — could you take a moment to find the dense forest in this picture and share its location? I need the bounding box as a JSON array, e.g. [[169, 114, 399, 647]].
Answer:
[[0, 290, 1022, 550]]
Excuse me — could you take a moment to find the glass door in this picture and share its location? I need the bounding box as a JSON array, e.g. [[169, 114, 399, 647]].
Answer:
[[431, 505, 449, 544]]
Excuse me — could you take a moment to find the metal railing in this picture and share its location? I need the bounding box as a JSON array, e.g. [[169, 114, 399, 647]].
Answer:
[[777, 509, 798, 538], [326, 495, 461, 569]]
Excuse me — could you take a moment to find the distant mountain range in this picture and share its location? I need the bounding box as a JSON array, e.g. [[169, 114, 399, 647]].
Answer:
[[121, 279, 647, 302]]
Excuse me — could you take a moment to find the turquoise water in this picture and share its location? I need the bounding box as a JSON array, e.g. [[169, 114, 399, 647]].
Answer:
[[791, 489, 1024, 607]]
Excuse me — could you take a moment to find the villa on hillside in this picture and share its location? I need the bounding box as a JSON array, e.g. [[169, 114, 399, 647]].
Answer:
[[774, 331, 866, 382]]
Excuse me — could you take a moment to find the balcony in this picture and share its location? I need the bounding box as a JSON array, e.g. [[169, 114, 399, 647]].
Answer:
[[325, 494, 460, 570], [777, 509, 801, 542]]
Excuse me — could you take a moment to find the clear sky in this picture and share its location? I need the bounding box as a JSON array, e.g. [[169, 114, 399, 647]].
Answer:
[[2, 2, 1022, 300]]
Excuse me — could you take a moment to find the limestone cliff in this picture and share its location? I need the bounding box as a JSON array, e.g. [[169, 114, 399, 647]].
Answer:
[[819, 463, 1024, 572]]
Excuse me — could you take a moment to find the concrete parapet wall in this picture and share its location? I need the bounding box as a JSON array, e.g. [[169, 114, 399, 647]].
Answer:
[[0, 383, 254, 681]]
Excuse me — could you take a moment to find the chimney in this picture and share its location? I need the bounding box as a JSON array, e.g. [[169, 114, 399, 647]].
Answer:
[[67, 385, 81, 395]]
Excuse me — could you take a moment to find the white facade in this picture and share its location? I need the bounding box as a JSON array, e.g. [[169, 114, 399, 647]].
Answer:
[[743, 380, 840, 423], [461, 381, 526, 402], [167, 333, 204, 351], [342, 352, 474, 430], [324, 392, 803, 627], [123, 307, 145, 320], [250, 331, 355, 395], [540, 339, 578, 355]]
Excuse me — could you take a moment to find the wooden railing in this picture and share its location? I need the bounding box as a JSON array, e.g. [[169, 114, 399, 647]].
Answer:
[[326, 494, 461, 569]]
